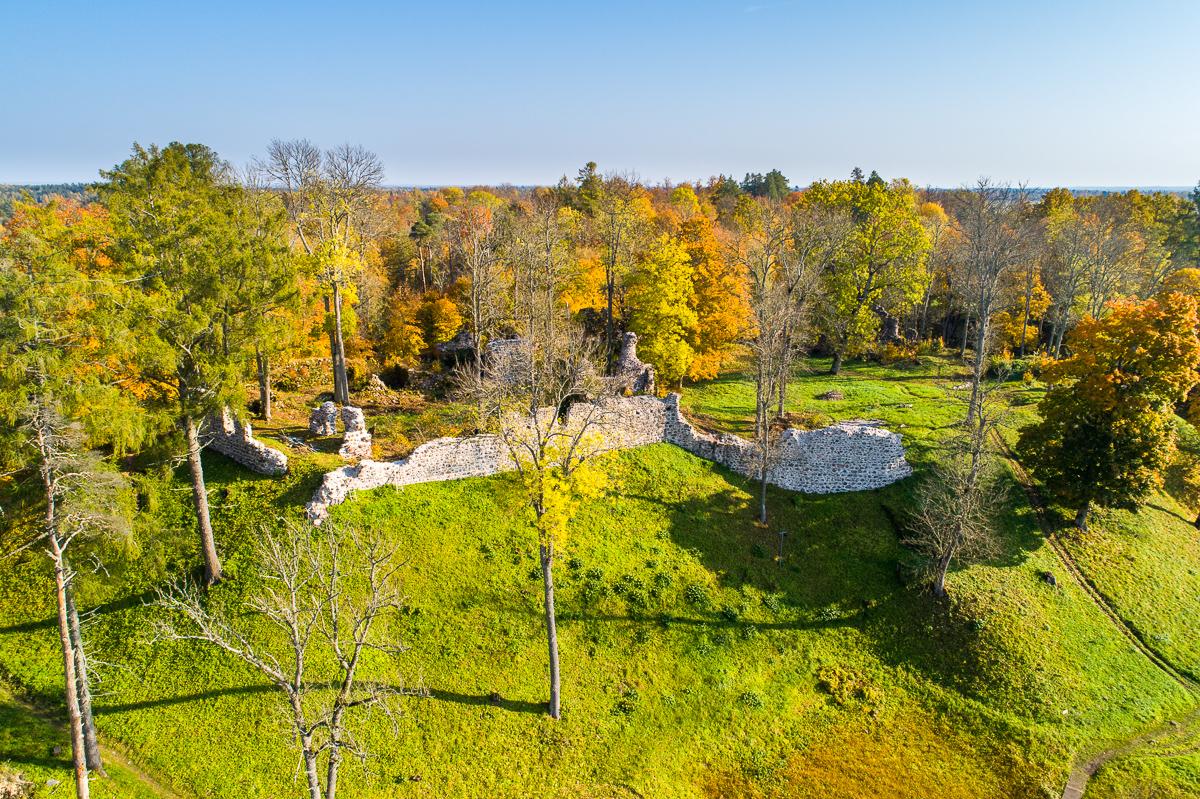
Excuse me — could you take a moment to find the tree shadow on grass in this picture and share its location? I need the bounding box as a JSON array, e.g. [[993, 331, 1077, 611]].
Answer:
[[628, 455, 1047, 699], [0, 695, 71, 771], [0, 588, 160, 635], [89, 683, 543, 718]]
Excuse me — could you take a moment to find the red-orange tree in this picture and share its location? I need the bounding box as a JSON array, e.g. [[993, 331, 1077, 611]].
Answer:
[[1019, 293, 1200, 528]]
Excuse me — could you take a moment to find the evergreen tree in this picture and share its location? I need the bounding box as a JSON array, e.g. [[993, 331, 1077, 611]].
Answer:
[[100, 142, 256, 586]]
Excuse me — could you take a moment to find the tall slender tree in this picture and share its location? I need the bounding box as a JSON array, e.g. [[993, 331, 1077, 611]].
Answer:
[[0, 199, 143, 797], [258, 140, 384, 404], [101, 142, 254, 586]]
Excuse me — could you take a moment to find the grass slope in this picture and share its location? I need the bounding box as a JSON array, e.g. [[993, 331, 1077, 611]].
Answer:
[[0, 355, 1194, 797]]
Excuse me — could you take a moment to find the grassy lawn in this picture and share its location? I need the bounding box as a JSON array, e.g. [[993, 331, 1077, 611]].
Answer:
[[0, 355, 1195, 797]]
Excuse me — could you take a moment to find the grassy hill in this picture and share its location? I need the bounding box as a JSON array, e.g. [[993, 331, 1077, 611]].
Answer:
[[0, 355, 1197, 798]]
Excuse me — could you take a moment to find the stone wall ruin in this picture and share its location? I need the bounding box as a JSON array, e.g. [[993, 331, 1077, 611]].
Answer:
[[205, 408, 289, 476], [305, 394, 911, 524]]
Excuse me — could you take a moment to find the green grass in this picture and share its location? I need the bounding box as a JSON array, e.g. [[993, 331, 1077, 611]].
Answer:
[[1056, 494, 1200, 684], [680, 355, 1045, 465], [0, 355, 1195, 797], [0, 682, 160, 799]]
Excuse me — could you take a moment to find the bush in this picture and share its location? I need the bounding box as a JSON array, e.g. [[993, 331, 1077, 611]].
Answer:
[[738, 690, 765, 708], [612, 686, 640, 715], [816, 666, 882, 710], [876, 341, 921, 367], [916, 337, 944, 356], [988, 350, 1054, 380], [684, 584, 710, 609]]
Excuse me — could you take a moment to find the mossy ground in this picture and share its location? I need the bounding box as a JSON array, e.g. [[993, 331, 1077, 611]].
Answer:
[[0, 355, 1196, 798]]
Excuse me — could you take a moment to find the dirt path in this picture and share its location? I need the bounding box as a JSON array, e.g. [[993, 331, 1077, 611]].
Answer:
[[992, 433, 1200, 798]]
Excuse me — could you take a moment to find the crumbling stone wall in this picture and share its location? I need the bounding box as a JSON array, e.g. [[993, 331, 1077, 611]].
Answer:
[[338, 406, 374, 461], [660, 394, 911, 492], [309, 401, 374, 461], [309, 401, 339, 435], [611, 332, 656, 395], [306, 394, 910, 524], [205, 408, 289, 476]]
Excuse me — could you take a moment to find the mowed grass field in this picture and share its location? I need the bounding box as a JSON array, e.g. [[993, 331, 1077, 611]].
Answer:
[[0, 354, 1197, 798]]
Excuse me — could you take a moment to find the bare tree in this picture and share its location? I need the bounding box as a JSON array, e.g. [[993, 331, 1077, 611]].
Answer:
[[905, 385, 1007, 598], [948, 179, 1034, 423], [16, 403, 130, 798], [454, 194, 504, 424], [257, 140, 384, 404], [153, 522, 407, 799], [593, 174, 648, 372], [776, 200, 850, 413], [729, 203, 800, 525]]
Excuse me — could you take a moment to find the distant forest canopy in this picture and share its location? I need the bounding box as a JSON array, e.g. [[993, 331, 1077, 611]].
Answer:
[[3, 146, 1200, 397], [0, 182, 94, 219]]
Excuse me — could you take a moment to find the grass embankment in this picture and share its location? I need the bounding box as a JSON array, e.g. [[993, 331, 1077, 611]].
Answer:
[[0, 354, 1194, 797]]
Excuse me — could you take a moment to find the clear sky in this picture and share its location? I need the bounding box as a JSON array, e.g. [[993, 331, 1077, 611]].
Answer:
[[2, 0, 1198, 188]]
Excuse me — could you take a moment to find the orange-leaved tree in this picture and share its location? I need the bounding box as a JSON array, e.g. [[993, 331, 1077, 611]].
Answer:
[[1019, 293, 1200, 528]]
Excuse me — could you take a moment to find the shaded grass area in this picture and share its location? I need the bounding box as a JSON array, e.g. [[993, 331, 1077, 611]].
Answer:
[[0, 683, 159, 798], [0, 436, 1193, 798]]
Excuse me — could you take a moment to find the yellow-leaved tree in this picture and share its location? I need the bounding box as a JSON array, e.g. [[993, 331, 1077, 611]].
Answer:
[[627, 235, 698, 387]]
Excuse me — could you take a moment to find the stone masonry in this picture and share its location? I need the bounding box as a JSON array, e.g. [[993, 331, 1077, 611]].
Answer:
[[338, 405, 374, 461], [305, 394, 911, 524], [309, 401, 339, 435], [612, 332, 656, 395], [205, 408, 289, 476]]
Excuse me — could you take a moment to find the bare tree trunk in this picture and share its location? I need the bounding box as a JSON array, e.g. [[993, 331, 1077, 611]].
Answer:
[[184, 415, 222, 586], [933, 544, 954, 598], [540, 542, 561, 719], [255, 348, 272, 421], [755, 359, 770, 526], [50, 535, 90, 799], [967, 316, 989, 425], [332, 282, 350, 405], [1019, 267, 1034, 356], [759, 466, 769, 526], [959, 313, 971, 359], [830, 350, 843, 376], [325, 746, 341, 799], [1075, 501, 1090, 531], [66, 587, 103, 774]]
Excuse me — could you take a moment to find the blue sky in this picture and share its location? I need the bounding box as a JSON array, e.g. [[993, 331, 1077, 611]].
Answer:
[[2, 0, 1198, 187]]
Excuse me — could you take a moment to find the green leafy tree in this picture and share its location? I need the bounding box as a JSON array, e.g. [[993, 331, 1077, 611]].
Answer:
[[1019, 294, 1200, 528], [100, 142, 255, 586], [809, 178, 930, 374], [0, 199, 143, 797]]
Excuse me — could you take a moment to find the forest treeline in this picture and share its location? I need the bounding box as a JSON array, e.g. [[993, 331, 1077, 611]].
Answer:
[[5, 157, 1198, 398]]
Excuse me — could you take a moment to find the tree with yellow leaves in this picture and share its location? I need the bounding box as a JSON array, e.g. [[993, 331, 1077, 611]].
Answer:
[[626, 235, 698, 387], [680, 215, 750, 381], [459, 244, 609, 717]]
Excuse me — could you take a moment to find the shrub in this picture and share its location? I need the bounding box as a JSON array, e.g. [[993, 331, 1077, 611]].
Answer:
[[816, 666, 882, 710], [684, 584, 710, 609], [916, 337, 944, 356], [738, 690, 765, 708], [877, 341, 920, 366], [612, 686, 640, 715]]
